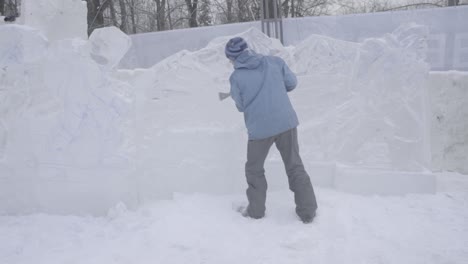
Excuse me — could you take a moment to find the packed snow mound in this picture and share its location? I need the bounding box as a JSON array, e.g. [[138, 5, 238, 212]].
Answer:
[[89, 27, 132, 69]]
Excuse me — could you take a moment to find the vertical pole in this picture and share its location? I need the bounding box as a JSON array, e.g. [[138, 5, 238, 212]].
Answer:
[[272, 0, 279, 39], [277, 0, 284, 44], [265, 0, 271, 37], [0, 0, 4, 16], [260, 0, 263, 33], [261, 0, 283, 44]]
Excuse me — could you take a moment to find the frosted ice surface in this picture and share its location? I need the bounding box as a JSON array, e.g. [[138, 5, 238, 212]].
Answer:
[[0, 25, 48, 66], [428, 71, 468, 174], [0, 25, 135, 214], [0, 22, 436, 214], [89, 27, 132, 70], [20, 0, 87, 41], [292, 35, 359, 76], [290, 23, 430, 170], [114, 24, 434, 207]]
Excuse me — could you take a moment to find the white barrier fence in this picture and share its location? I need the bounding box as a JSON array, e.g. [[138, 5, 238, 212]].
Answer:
[[120, 6, 468, 72]]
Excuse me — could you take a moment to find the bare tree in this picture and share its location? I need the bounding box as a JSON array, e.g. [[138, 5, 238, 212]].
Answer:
[[117, 0, 129, 32], [212, 0, 234, 23], [212, 0, 260, 23], [167, 0, 173, 28], [280, 0, 330, 17], [0, 0, 5, 16], [154, 0, 167, 30], [87, 0, 109, 35], [198, 0, 212, 26], [108, 0, 118, 26], [250, 0, 261, 20], [185, 0, 198, 27], [304, 0, 331, 16], [129, 0, 137, 33], [237, 0, 249, 22], [81, 0, 457, 36], [335, 0, 448, 15], [226, 0, 233, 22], [167, 0, 190, 29], [3, 0, 20, 17], [237, 0, 260, 21], [282, 0, 291, 17]]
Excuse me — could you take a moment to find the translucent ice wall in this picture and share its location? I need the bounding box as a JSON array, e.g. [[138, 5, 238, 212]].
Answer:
[[114, 26, 433, 204], [0, 23, 436, 215], [428, 71, 468, 174], [20, 0, 87, 41], [290, 24, 431, 170], [0, 25, 135, 215]]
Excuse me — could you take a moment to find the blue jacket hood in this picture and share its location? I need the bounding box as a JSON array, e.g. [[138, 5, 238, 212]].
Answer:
[[233, 50, 263, 69]]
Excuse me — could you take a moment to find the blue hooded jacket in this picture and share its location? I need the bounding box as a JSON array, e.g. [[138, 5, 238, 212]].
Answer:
[[229, 50, 299, 140]]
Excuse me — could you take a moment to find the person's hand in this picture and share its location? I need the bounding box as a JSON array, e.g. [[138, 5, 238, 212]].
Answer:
[[218, 92, 231, 101]]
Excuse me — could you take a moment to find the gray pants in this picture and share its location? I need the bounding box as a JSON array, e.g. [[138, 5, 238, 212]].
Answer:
[[245, 127, 317, 220]]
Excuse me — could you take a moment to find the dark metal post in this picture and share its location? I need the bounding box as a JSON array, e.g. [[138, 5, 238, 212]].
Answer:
[[278, 0, 284, 44], [261, 0, 284, 44]]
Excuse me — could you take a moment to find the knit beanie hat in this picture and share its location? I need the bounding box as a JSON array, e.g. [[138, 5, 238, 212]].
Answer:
[[225, 37, 248, 60]]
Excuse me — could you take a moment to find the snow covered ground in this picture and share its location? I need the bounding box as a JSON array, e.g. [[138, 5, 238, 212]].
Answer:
[[1, 172, 467, 264]]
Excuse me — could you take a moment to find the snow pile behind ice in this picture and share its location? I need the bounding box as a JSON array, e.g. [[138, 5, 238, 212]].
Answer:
[[1, 25, 435, 215]]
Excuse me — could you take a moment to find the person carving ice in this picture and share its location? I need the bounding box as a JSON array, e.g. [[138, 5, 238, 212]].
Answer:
[[226, 37, 318, 223]]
